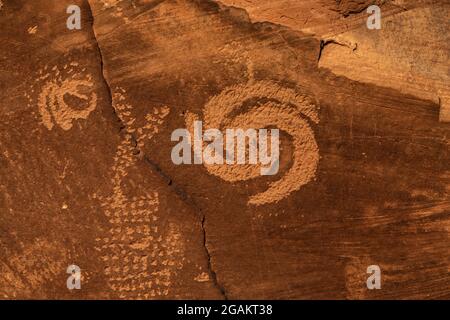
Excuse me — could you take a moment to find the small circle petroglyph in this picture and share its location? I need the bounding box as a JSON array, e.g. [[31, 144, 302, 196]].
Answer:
[[33, 63, 97, 131], [185, 80, 320, 206]]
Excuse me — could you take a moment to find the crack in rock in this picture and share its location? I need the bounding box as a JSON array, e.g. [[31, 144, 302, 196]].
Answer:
[[85, 0, 228, 299]]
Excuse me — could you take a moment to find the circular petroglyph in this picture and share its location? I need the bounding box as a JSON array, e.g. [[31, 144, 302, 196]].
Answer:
[[38, 79, 97, 131], [185, 80, 320, 206], [31, 63, 97, 131]]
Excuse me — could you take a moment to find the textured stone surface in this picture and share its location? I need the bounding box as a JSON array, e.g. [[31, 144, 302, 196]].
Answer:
[[0, 0, 449, 299], [319, 2, 450, 123], [0, 0, 220, 299], [219, 0, 450, 121]]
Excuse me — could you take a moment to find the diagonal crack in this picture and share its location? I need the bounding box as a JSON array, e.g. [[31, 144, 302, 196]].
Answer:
[[318, 38, 357, 62], [201, 214, 229, 299], [86, 4, 125, 134], [85, 0, 227, 299], [143, 156, 229, 299]]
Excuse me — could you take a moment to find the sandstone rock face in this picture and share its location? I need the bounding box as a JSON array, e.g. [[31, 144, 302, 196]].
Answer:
[[0, 0, 449, 299], [220, 0, 450, 122], [319, 2, 450, 123], [0, 0, 220, 299]]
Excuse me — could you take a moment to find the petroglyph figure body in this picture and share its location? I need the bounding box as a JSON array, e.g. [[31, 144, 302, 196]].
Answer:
[[96, 88, 181, 299]]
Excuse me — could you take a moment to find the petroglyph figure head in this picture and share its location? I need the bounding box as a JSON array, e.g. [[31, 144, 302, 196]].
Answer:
[[38, 74, 97, 131]]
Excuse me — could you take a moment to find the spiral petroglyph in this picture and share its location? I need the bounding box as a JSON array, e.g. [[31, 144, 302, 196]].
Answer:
[[185, 80, 320, 206], [96, 88, 182, 299], [33, 63, 97, 131], [38, 79, 97, 130]]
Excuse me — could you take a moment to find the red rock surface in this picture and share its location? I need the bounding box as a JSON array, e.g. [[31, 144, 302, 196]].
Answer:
[[0, 0, 449, 299]]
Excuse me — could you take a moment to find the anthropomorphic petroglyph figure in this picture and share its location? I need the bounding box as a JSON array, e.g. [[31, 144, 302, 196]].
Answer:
[[96, 88, 182, 299]]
